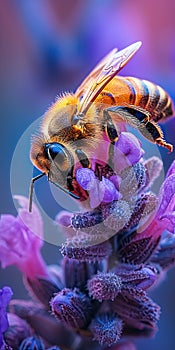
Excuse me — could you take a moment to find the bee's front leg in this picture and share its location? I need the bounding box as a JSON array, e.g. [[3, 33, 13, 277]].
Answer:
[[75, 149, 90, 168]]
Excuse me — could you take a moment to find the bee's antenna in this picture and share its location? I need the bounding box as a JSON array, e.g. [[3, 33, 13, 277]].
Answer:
[[29, 173, 46, 212], [49, 179, 80, 199]]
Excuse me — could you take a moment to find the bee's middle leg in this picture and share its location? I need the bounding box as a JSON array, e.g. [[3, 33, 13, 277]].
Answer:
[[103, 110, 119, 143], [102, 109, 120, 170]]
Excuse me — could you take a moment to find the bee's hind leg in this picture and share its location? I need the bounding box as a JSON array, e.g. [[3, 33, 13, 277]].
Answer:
[[105, 106, 173, 152]]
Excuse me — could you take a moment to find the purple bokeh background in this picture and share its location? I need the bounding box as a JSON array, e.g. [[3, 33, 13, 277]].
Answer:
[[0, 1, 175, 349]]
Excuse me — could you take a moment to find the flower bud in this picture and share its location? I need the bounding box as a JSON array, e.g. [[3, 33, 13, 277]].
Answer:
[[19, 336, 44, 350], [88, 272, 122, 302], [61, 234, 112, 262], [24, 270, 63, 308], [4, 313, 30, 349], [112, 291, 160, 330], [62, 257, 99, 289], [151, 232, 175, 270], [90, 313, 123, 346], [51, 288, 93, 329]]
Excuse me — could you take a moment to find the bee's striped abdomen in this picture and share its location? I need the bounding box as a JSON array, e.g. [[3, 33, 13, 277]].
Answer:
[[124, 77, 174, 122]]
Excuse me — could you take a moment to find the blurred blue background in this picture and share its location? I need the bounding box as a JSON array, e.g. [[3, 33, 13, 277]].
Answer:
[[0, 1, 175, 349]]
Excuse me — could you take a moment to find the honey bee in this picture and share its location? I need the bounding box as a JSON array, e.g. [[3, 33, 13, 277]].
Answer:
[[29, 41, 174, 211]]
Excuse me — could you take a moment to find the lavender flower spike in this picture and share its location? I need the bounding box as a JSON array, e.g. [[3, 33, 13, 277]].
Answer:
[[0, 286, 13, 348]]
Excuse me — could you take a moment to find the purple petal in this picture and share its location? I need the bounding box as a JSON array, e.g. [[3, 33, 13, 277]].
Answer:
[[14, 195, 43, 244], [0, 287, 13, 347], [0, 216, 23, 268], [56, 211, 72, 227], [0, 287, 13, 309], [55, 211, 75, 238], [89, 180, 101, 208], [157, 174, 175, 217], [76, 168, 96, 191], [99, 177, 121, 203], [166, 160, 175, 178], [114, 132, 144, 173], [0, 198, 47, 278]]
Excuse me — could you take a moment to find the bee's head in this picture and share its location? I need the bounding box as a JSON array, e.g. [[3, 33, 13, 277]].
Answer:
[[29, 140, 80, 212]]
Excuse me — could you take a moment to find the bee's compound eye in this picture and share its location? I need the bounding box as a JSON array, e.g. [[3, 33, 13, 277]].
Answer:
[[44, 142, 73, 172]]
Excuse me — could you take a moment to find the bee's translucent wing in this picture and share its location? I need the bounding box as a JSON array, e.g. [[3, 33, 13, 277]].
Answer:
[[75, 48, 118, 98], [76, 41, 142, 114]]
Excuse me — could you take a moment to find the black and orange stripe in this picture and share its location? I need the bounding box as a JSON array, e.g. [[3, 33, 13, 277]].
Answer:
[[122, 77, 174, 122]]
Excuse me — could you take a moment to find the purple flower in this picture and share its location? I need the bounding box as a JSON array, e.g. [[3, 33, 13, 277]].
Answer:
[[75, 132, 144, 209], [157, 173, 175, 233], [149, 160, 175, 234], [76, 168, 121, 208], [2, 120, 175, 348], [0, 286, 13, 348], [0, 196, 48, 279], [55, 211, 75, 238]]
